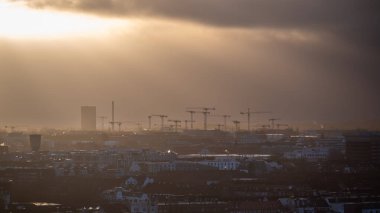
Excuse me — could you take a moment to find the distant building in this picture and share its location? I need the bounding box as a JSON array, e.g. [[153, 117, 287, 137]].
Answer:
[[279, 197, 329, 213], [235, 132, 266, 144], [233, 200, 286, 213], [284, 148, 329, 162], [345, 132, 380, 164], [325, 196, 380, 213], [145, 161, 176, 173], [199, 157, 240, 170], [0, 180, 12, 210], [81, 106, 96, 131], [158, 201, 230, 213], [102, 189, 157, 213], [316, 137, 345, 153]]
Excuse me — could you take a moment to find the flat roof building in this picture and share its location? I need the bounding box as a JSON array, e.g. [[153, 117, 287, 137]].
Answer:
[[345, 132, 380, 164]]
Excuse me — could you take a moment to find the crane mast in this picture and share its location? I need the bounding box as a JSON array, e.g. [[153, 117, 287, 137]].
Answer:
[[187, 107, 216, 130], [240, 108, 270, 132], [151, 114, 168, 131], [168, 120, 181, 133]]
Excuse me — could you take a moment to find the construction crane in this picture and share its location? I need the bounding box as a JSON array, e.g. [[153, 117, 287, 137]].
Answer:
[[187, 107, 216, 130], [168, 120, 181, 133], [211, 114, 231, 131], [232, 120, 241, 132], [183, 120, 195, 130], [148, 115, 152, 130], [184, 120, 189, 130], [240, 108, 270, 132], [269, 118, 280, 129], [109, 101, 116, 131], [151, 114, 168, 131], [109, 121, 127, 132], [97, 116, 107, 131], [216, 124, 224, 131], [221, 115, 231, 131], [186, 110, 197, 129], [115, 121, 123, 132]]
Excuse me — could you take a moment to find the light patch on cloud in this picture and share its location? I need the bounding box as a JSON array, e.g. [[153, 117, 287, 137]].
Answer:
[[0, 0, 131, 39], [15, 0, 380, 50]]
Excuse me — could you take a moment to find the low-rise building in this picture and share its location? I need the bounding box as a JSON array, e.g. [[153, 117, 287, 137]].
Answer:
[[199, 157, 240, 170], [345, 132, 380, 164], [102, 189, 157, 213], [284, 148, 329, 162], [232, 200, 286, 213], [158, 201, 230, 213]]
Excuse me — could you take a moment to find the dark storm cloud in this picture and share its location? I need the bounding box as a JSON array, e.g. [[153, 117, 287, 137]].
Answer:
[[22, 0, 380, 49]]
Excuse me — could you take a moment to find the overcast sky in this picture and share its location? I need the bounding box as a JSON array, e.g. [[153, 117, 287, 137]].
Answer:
[[1, 0, 379, 130]]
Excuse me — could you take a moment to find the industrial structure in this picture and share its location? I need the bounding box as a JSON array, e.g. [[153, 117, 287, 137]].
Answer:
[[240, 108, 271, 132], [187, 107, 216, 130], [150, 114, 168, 131], [109, 101, 117, 131], [168, 120, 181, 133], [76, 102, 287, 133]]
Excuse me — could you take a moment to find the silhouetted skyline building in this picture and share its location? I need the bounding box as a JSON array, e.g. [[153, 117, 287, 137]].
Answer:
[[81, 106, 96, 131]]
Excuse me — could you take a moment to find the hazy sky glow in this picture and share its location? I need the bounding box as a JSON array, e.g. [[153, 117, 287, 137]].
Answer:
[[0, 1, 129, 39], [1, 0, 379, 130]]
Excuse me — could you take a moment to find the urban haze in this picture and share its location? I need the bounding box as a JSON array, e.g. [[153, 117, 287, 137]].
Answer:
[[0, 0, 380, 212]]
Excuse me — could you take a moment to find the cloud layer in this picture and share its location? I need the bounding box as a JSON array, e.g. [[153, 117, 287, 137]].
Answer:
[[23, 0, 380, 49], [1, 1, 380, 129]]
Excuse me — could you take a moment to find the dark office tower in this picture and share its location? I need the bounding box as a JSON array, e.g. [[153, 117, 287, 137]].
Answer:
[[29, 134, 41, 152], [81, 106, 96, 131], [345, 132, 380, 164]]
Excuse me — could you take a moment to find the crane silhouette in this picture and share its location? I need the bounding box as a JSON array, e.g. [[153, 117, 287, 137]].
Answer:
[[150, 114, 168, 131], [240, 108, 271, 131], [187, 107, 216, 130], [232, 120, 241, 132], [211, 114, 231, 131], [168, 120, 181, 132]]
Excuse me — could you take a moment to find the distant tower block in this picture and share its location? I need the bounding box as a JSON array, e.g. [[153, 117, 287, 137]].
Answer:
[[29, 134, 41, 152], [81, 106, 96, 131]]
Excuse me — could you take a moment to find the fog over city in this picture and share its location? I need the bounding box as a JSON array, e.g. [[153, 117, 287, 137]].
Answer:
[[2, 1, 380, 212]]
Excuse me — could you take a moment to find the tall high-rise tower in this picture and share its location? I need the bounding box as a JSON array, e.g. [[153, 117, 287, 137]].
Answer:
[[81, 106, 96, 131]]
